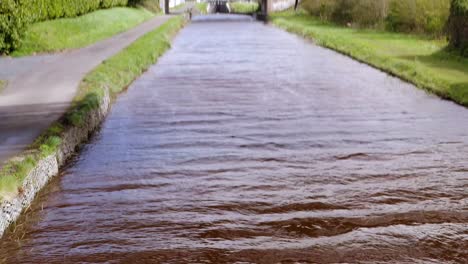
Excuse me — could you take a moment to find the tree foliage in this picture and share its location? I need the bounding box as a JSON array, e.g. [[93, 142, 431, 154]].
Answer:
[[302, 0, 450, 36], [448, 0, 468, 56]]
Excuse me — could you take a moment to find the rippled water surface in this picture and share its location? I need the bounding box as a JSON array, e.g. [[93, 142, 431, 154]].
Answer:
[[1, 15, 467, 263]]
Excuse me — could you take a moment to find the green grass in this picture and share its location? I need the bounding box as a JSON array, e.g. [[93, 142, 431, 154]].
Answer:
[[12, 7, 155, 57], [0, 16, 185, 201], [230, 2, 259, 13], [271, 11, 468, 106]]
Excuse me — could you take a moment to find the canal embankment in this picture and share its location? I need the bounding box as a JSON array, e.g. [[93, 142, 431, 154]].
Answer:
[[0, 16, 185, 238], [270, 10, 468, 107]]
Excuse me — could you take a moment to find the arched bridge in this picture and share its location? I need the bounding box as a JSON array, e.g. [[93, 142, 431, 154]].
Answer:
[[161, 0, 296, 17]]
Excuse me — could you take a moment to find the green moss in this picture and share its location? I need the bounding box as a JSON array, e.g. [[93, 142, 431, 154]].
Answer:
[[12, 7, 155, 57], [0, 16, 185, 201], [271, 11, 468, 106]]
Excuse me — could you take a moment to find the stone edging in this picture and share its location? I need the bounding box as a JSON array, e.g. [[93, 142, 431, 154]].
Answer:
[[0, 88, 111, 238]]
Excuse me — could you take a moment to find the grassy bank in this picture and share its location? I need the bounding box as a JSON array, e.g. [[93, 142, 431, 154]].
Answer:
[[12, 7, 155, 57], [271, 11, 468, 106], [0, 16, 185, 201], [230, 2, 259, 13]]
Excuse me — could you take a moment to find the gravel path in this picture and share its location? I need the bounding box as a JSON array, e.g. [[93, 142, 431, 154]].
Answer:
[[0, 15, 175, 164]]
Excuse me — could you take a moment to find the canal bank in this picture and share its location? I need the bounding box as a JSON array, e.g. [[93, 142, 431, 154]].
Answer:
[[0, 14, 466, 263], [0, 16, 185, 238]]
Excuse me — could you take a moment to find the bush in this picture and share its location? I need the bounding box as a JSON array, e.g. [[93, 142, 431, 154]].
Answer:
[[350, 0, 389, 27], [0, 0, 27, 53], [17, 0, 129, 23], [101, 0, 129, 9], [448, 0, 468, 56], [301, 0, 450, 35], [0, 0, 130, 54], [386, 0, 450, 36], [301, 0, 337, 21], [302, 0, 390, 27]]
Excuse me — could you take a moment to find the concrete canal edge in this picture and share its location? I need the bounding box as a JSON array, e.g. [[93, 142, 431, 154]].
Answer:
[[0, 16, 187, 238]]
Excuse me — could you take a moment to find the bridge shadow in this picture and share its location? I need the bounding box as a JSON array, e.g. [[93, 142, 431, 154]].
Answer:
[[397, 48, 468, 76], [396, 48, 468, 104]]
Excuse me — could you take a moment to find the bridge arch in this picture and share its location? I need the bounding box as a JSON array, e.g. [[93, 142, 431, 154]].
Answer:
[[162, 0, 296, 17]]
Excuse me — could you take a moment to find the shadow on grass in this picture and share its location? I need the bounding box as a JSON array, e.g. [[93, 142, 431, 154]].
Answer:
[[397, 48, 468, 76]]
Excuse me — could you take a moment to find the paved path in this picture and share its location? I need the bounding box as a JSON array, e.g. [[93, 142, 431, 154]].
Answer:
[[0, 15, 179, 164]]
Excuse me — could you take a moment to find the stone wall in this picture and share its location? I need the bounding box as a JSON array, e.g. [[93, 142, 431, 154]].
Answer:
[[0, 89, 111, 238]]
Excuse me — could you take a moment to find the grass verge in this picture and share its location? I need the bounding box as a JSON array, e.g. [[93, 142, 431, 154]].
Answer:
[[12, 7, 155, 57], [0, 16, 185, 201], [230, 2, 259, 14], [270, 11, 468, 106]]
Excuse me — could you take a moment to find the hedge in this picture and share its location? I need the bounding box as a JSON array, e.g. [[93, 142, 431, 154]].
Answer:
[[449, 0, 468, 56], [0, 0, 27, 53], [0, 0, 129, 54], [302, 0, 451, 36]]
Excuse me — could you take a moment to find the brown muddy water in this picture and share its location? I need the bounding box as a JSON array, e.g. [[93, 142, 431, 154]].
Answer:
[[0, 15, 467, 263]]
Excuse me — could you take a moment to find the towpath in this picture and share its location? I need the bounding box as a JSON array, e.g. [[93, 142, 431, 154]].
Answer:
[[0, 14, 178, 164]]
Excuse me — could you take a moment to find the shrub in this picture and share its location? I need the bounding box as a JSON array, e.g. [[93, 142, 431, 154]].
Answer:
[[302, 0, 390, 27], [350, 0, 390, 27], [301, 0, 337, 21], [101, 0, 129, 9], [0, 0, 27, 54], [386, 0, 451, 36], [448, 0, 468, 56], [301, 0, 450, 35]]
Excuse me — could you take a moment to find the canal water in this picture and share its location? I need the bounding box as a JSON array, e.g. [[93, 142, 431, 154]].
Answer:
[[1, 15, 467, 263]]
